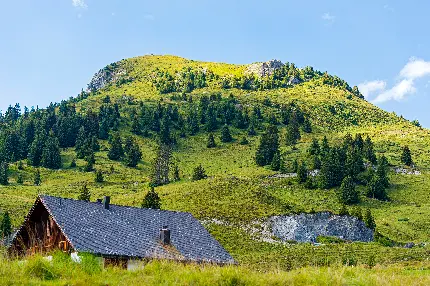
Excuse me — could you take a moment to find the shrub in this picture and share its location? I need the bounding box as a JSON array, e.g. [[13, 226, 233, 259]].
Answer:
[[192, 164, 207, 181]]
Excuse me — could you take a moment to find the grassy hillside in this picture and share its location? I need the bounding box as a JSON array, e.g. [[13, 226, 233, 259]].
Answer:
[[0, 55, 429, 273]]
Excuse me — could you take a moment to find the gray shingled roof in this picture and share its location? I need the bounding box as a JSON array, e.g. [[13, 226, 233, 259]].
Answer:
[[38, 195, 235, 264]]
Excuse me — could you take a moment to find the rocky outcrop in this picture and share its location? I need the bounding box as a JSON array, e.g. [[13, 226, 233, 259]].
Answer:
[[246, 59, 284, 77], [87, 62, 127, 92], [267, 212, 373, 243]]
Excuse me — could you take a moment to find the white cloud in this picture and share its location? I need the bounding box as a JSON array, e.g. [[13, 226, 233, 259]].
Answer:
[[399, 57, 430, 79], [358, 57, 430, 103], [372, 79, 416, 103], [72, 0, 87, 9], [358, 80, 386, 98], [322, 13, 335, 23]]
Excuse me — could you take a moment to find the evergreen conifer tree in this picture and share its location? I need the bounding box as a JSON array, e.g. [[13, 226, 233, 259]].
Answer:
[[78, 184, 91, 201], [207, 133, 216, 148], [308, 138, 320, 155], [220, 125, 233, 143], [124, 137, 142, 167], [339, 176, 359, 205], [95, 170, 104, 183], [192, 164, 207, 181], [141, 187, 161, 209], [28, 132, 46, 167], [297, 161, 308, 183], [108, 132, 124, 161], [41, 131, 62, 169], [271, 151, 281, 171], [363, 136, 377, 164], [376, 156, 390, 188], [364, 208, 376, 230], [255, 125, 279, 166], [187, 110, 199, 135], [84, 151, 95, 172], [292, 159, 299, 173], [150, 144, 171, 186], [401, 146, 413, 166]]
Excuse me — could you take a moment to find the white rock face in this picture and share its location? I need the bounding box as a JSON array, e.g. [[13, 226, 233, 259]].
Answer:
[[246, 60, 284, 77], [267, 212, 374, 242]]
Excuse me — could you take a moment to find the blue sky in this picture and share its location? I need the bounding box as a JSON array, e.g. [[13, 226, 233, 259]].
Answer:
[[1, 1, 430, 126]]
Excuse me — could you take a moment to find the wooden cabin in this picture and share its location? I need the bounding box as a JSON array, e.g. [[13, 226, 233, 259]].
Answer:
[[9, 195, 235, 268]]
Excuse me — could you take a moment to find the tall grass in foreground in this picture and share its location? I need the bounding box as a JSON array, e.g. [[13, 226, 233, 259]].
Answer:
[[0, 251, 428, 286]]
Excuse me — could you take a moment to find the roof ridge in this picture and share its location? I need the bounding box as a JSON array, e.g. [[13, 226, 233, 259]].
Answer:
[[39, 194, 192, 215]]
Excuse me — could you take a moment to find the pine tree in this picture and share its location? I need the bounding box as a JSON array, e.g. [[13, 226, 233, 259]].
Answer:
[[364, 208, 376, 230], [150, 144, 171, 186], [339, 176, 359, 205], [366, 173, 387, 200], [28, 132, 46, 167], [255, 125, 279, 166], [108, 132, 124, 161], [95, 170, 104, 183], [376, 155, 390, 188], [285, 122, 300, 145], [41, 131, 62, 169], [0, 212, 12, 238], [187, 109, 199, 135], [297, 161, 308, 183], [124, 137, 142, 167], [84, 151, 95, 172], [78, 184, 91, 201], [310, 155, 321, 170], [271, 151, 281, 171], [308, 138, 320, 155], [401, 146, 413, 166], [159, 116, 172, 145], [220, 125, 233, 143], [34, 169, 41, 186], [353, 134, 364, 152], [321, 136, 330, 155], [192, 164, 207, 181], [0, 162, 9, 185], [205, 103, 218, 132], [363, 136, 377, 164], [207, 133, 216, 148], [141, 187, 161, 209]]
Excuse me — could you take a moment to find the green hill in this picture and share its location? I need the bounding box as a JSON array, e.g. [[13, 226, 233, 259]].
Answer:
[[0, 55, 429, 270]]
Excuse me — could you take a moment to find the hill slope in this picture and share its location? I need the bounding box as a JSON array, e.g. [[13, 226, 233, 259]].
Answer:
[[0, 55, 429, 270]]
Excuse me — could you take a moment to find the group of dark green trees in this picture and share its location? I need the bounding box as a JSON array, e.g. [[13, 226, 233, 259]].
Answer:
[[303, 134, 390, 204], [0, 97, 121, 175]]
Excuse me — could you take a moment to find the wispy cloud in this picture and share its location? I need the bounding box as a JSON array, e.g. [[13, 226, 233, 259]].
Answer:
[[72, 0, 87, 9], [359, 57, 430, 103], [358, 80, 386, 99], [321, 12, 335, 23]]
